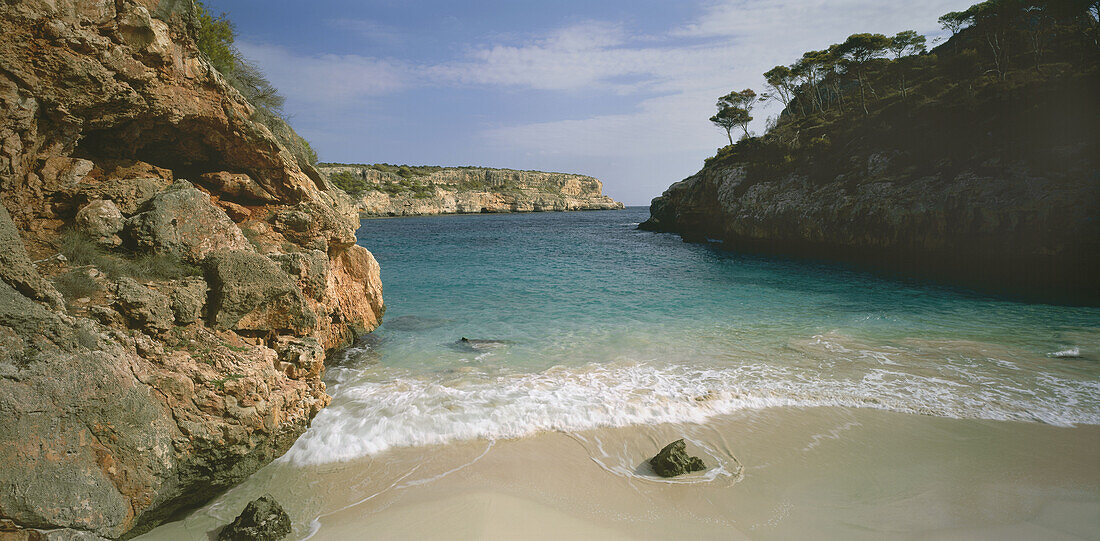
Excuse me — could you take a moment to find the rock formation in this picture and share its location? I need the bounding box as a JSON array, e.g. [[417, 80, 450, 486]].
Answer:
[[649, 439, 706, 478], [0, 1, 383, 538], [641, 158, 1099, 301], [319, 164, 624, 216], [216, 494, 292, 541]]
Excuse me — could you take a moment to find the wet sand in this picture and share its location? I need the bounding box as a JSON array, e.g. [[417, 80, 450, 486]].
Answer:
[[137, 407, 1100, 540]]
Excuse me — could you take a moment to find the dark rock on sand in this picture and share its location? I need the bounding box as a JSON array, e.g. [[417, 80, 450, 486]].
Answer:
[[217, 494, 292, 541], [649, 439, 706, 478]]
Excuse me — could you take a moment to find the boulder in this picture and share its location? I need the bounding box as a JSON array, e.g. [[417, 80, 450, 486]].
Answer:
[[163, 277, 207, 325], [126, 181, 252, 263], [217, 494, 292, 541], [203, 251, 316, 335], [270, 250, 329, 303], [273, 336, 325, 379], [649, 439, 706, 478], [114, 278, 173, 333], [74, 199, 124, 246], [96, 177, 174, 215]]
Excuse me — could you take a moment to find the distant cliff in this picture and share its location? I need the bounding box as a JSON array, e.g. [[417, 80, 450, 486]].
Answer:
[[319, 164, 624, 216], [642, 2, 1099, 301]]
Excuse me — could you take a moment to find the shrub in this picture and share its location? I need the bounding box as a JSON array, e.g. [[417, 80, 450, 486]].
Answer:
[[58, 231, 200, 281], [330, 170, 370, 195], [194, 2, 235, 75], [192, 2, 318, 170], [52, 270, 102, 302]]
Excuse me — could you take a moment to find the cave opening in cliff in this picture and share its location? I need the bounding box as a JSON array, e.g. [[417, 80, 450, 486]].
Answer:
[[74, 120, 235, 182]]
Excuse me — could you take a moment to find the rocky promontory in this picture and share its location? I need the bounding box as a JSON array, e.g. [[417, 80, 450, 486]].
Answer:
[[0, 1, 383, 538], [642, 7, 1099, 301], [319, 164, 624, 216]]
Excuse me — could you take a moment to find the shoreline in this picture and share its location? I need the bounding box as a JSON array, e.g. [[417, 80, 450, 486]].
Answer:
[[359, 206, 628, 219], [135, 406, 1100, 540]]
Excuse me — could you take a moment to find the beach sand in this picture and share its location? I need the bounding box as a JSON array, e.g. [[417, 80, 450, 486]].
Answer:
[[137, 407, 1100, 540]]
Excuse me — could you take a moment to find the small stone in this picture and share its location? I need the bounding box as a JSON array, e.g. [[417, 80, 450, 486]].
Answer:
[[217, 494, 292, 541], [649, 439, 706, 478]]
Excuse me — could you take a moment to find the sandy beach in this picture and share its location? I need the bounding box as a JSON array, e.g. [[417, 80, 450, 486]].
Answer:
[[137, 406, 1100, 540]]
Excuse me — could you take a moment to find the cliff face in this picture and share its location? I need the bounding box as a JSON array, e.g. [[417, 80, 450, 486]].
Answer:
[[642, 157, 1099, 300], [642, 9, 1099, 302], [0, 1, 383, 538], [319, 165, 624, 216]]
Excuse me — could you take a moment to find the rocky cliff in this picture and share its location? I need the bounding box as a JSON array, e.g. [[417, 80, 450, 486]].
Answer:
[[642, 159, 1098, 300], [642, 7, 1099, 302], [319, 164, 623, 216], [0, 1, 383, 539]]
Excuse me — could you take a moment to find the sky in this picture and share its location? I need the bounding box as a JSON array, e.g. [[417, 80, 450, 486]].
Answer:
[[211, 0, 976, 205]]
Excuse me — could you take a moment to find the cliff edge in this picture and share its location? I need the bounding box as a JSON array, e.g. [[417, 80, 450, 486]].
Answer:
[[319, 164, 624, 216], [642, 4, 1099, 301], [0, 1, 383, 538]]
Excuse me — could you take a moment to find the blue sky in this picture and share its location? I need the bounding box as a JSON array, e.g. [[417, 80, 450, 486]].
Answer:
[[212, 0, 974, 205]]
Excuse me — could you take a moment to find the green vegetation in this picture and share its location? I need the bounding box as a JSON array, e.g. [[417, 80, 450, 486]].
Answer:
[[52, 270, 102, 304], [192, 2, 317, 169], [709, 0, 1099, 183], [59, 231, 200, 281], [328, 170, 371, 195], [319, 163, 446, 179], [710, 89, 757, 144], [328, 169, 436, 198]]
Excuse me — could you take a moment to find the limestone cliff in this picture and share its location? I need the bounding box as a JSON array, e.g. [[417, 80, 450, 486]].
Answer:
[[641, 11, 1099, 302], [319, 164, 624, 216], [0, 1, 383, 538], [642, 160, 1098, 299]]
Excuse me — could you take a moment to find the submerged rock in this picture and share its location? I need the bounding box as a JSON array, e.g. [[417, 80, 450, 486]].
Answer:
[[453, 337, 512, 351], [649, 439, 707, 478], [217, 494, 292, 541]]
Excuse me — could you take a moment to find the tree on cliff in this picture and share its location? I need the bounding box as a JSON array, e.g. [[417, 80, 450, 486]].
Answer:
[[888, 31, 927, 97], [836, 33, 891, 114], [711, 89, 757, 144], [711, 107, 750, 145], [762, 65, 796, 110]]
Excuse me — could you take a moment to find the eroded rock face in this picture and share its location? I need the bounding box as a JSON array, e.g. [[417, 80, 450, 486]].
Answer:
[[114, 277, 174, 333], [0, 1, 384, 538], [204, 250, 317, 335], [126, 181, 252, 263], [642, 159, 1100, 300]]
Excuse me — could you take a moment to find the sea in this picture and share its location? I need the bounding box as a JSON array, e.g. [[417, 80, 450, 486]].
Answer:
[[282, 206, 1100, 466]]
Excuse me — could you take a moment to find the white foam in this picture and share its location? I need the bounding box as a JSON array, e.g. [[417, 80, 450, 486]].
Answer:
[[1050, 347, 1082, 358], [282, 361, 1100, 466]]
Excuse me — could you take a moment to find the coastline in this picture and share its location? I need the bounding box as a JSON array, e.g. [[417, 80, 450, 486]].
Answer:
[[135, 406, 1100, 540], [358, 206, 630, 219]]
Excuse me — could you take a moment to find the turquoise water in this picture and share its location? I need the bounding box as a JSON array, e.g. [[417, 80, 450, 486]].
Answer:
[[284, 207, 1100, 464]]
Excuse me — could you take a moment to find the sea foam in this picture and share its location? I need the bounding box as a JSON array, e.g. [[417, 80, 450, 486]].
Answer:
[[282, 360, 1100, 466]]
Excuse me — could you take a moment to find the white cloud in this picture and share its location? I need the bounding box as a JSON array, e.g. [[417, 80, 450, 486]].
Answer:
[[236, 0, 980, 202], [326, 18, 406, 46], [677, 0, 967, 43], [236, 42, 408, 104], [472, 0, 976, 161]]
